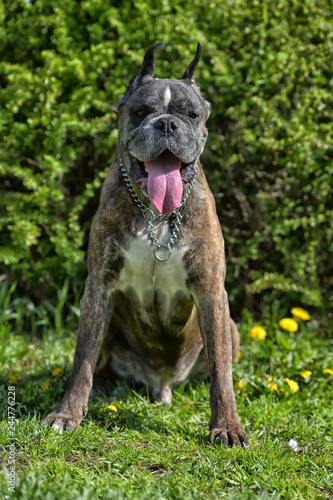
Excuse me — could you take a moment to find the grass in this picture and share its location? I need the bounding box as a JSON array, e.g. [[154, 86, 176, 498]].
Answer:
[[0, 285, 332, 499]]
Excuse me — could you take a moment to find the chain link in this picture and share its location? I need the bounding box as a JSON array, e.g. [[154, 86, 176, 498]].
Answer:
[[119, 156, 197, 261]]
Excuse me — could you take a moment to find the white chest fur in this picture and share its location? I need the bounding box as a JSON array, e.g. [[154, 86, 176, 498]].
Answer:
[[114, 227, 190, 308]]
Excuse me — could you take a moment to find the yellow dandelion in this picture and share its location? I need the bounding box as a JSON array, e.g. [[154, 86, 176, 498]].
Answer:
[[323, 369, 333, 375], [237, 351, 242, 359], [235, 381, 245, 390], [282, 357, 287, 363], [8, 374, 21, 384], [41, 382, 49, 391], [284, 378, 299, 392], [269, 383, 278, 391], [250, 326, 267, 339], [52, 367, 63, 377], [291, 307, 310, 321], [301, 370, 312, 379], [279, 318, 298, 332], [108, 404, 118, 412]]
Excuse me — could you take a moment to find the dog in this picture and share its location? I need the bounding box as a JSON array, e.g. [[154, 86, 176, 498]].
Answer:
[[43, 43, 249, 448]]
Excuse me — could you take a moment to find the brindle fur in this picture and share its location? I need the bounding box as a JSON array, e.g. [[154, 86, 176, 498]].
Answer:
[[43, 43, 249, 448]]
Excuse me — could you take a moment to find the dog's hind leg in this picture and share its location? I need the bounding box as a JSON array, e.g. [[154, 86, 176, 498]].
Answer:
[[230, 319, 240, 362]]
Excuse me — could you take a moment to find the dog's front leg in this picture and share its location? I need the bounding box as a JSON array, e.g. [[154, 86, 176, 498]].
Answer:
[[43, 278, 113, 432], [197, 289, 249, 448]]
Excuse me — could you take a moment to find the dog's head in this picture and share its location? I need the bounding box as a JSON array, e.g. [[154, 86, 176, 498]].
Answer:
[[117, 43, 211, 214]]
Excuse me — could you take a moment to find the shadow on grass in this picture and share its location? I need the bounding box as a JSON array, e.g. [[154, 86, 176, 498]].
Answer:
[[1, 371, 210, 445]]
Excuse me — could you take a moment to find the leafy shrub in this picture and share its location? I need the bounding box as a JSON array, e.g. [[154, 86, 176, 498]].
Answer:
[[0, 0, 332, 318]]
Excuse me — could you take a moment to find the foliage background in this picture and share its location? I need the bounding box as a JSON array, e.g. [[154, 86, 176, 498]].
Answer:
[[0, 0, 332, 322]]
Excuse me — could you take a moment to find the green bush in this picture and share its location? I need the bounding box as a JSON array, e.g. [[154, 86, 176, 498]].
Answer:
[[1, 0, 332, 317]]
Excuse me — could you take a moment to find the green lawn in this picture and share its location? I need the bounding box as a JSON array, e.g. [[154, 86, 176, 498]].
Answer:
[[0, 292, 332, 499]]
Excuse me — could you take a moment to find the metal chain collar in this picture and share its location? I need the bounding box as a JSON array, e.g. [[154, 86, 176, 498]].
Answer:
[[119, 156, 198, 262]]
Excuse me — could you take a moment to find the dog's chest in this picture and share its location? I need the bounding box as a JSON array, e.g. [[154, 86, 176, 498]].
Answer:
[[114, 224, 190, 312]]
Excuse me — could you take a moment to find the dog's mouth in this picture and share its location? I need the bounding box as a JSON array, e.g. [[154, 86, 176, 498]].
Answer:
[[129, 150, 197, 214]]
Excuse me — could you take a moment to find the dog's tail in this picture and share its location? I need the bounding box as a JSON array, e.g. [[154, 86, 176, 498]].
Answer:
[[230, 319, 240, 362]]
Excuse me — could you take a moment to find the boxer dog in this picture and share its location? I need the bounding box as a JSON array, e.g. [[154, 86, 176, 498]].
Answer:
[[43, 43, 249, 448]]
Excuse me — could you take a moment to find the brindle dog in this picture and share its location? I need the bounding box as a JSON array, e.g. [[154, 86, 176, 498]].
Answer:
[[43, 43, 249, 448]]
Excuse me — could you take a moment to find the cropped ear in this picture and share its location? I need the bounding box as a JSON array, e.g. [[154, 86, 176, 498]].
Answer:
[[118, 43, 163, 108], [182, 43, 201, 81], [137, 42, 163, 84]]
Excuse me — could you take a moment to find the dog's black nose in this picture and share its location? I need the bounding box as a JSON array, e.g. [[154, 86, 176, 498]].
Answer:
[[154, 116, 179, 134]]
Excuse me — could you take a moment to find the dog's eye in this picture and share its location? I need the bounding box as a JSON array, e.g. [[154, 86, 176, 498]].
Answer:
[[188, 111, 199, 119], [136, 109, 146, 117]]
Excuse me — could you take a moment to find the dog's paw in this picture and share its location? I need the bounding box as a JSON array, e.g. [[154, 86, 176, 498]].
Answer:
[[206, 421, 249, 448], [152, 385, 172, 405], [42, 404, 87, 433]]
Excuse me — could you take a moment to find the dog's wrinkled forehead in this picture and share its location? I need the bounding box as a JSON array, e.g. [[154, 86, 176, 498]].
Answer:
[[117, 42, 210, 117], [122, 78, 208, 115]]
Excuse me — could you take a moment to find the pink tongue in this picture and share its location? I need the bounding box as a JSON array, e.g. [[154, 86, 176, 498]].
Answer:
[[145, 155, 183, 214]]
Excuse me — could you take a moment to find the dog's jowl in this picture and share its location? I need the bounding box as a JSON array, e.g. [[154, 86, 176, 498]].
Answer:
[[43, 43, 249, 448]]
